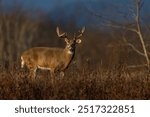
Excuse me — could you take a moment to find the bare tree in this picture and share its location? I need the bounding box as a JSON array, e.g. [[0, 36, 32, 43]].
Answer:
[[86, 0, 150, 69], [123, 0, 150, 69]]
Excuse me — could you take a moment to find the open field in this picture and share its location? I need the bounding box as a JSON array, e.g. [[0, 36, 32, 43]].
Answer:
[[0, 63, 150, 100], [0, 3, 150, 100]]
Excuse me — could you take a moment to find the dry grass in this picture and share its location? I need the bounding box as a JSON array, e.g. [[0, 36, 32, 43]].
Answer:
[[0, 63, 150, 100]]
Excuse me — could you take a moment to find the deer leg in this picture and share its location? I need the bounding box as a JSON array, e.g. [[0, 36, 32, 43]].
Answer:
[[29, 67, 37, 79], [26, 62, 37, 79], [25, 59, 38, 79]]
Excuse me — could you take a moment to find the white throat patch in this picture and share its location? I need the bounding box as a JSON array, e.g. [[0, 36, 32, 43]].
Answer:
[[67, 50, 73, 54]]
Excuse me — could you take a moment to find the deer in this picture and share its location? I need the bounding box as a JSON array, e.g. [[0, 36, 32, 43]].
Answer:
[[21, 26, 85, 78]]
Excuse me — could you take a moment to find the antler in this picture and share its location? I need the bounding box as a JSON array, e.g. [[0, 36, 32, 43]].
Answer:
[[76, 27, 85, 39], [56, 27, 67, 38]]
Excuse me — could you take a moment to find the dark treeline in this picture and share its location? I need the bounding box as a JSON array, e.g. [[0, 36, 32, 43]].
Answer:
[[0, 6, 147, 68]]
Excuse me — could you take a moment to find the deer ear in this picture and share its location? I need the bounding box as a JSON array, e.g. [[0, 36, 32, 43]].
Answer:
[[76, 39, 82, 44]]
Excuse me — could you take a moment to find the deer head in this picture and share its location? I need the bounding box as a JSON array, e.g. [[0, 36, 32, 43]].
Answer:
[[56, 26, 85, 54]]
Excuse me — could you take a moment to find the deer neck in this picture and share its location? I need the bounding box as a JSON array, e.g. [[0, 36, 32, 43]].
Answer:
[[64, 47, 75, 60], [65, 48, 75, 56]]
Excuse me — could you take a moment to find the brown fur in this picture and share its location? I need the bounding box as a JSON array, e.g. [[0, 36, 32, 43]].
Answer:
[[21, 47, 73, 71], [21, 26, 85, 78]]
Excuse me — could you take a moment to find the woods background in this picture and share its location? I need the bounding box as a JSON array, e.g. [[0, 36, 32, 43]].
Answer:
[[0, 0, 150, 99]]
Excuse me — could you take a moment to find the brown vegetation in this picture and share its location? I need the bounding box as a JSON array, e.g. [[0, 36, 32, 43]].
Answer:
[[0, 63, 150, 100], [0, 3, 150, 100]]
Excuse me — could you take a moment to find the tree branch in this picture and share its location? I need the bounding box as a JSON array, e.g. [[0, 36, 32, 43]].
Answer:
[[123, 35, 145, 57]]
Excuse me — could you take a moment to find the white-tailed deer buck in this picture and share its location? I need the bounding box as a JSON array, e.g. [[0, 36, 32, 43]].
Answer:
[[21, 26, 85, 78]]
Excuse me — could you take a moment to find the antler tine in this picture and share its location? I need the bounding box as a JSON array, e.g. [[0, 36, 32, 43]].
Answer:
[[76, 26, 85, 39], [56, 26, 67, 38], [81, 27, 85, 33]]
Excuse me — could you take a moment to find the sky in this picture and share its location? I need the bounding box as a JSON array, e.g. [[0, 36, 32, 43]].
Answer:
[[2, 0, 78, 11], [1, 0, 148, 8], [1, 0, 150, 28], [2, 0, 150, 12]]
